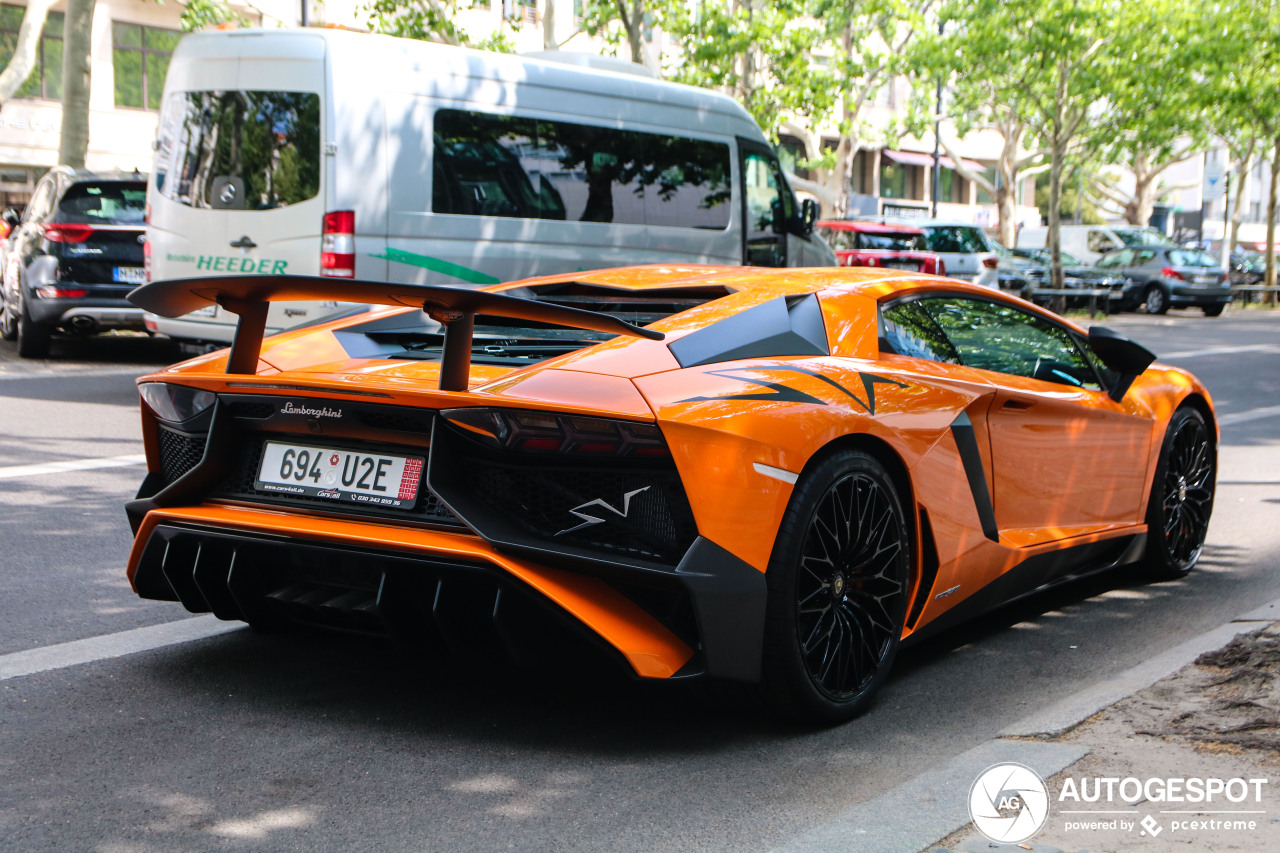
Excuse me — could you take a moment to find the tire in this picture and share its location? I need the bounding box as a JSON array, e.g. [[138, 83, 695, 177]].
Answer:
[[0, 300, 15, 341], [758, 449, 911, 724], [1144, 284, 1169, 315], [1202, 304, 1225, 317], [15, 293, 50, 359], [1140, 406, 1215, 579]]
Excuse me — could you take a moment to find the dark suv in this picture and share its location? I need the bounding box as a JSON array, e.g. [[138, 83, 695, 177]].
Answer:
[[0, 167, 147, 358]]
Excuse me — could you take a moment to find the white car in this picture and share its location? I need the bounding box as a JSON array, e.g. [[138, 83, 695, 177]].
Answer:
[[872, 219, 999, 287]]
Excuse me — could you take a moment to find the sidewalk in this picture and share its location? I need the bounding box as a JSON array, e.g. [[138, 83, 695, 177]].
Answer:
[[930, 616, 1280, 852]]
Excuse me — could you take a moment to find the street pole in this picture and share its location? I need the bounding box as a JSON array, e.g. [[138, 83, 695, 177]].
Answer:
[[1222, 171, 1231, 271], [301, 0, 308, 27], [930, 19, 943, 218]]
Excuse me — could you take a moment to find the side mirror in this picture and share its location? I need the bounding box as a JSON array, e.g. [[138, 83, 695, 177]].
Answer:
[[2, 208, 20, 230], [1088, 325, 1156, 402], [797, 198, 818, 238]]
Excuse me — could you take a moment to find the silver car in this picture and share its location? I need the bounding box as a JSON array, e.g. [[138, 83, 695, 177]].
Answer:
[[876, 219, 999, 287], [1094, 247, 1231, 316]]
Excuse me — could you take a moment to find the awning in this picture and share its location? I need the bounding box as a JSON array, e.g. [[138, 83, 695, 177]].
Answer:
[[881, 150, 986, 172]]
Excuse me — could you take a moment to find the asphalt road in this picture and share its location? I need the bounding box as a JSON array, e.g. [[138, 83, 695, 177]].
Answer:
[[1, 311, 1278, 853]]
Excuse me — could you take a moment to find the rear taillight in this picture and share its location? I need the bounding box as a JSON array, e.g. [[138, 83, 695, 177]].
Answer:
[[937, 259, 947, 275], [981, 256, 999, 269], [865, 257, 879, 266], [321, 210, 355, 278], [442, 408, 670, 458], [44, 223, 94, 243], [35, 286, 88, 298], [1161, 267, 1185, 281], [143, 237, 151, 282]]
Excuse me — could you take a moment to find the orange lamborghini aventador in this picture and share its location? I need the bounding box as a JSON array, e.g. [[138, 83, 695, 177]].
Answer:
[[124, 265, 1216, 723]]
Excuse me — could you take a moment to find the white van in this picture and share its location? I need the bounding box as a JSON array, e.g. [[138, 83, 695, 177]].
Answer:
[[145, 29, 835, 350], [1015, 224, 1172, 265]]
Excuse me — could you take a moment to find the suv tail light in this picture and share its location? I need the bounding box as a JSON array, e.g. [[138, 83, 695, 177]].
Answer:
[[321, 210, 355, 278], [981, 256, 999, 269], [1161, 267, 1185, 281], [44, 223, 94, 243]]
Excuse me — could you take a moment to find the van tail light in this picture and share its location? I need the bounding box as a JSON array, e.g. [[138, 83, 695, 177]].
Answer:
[[981, 256, 999, 269], [1161, 267, 1185, 281], [321, 210, 355, 278], [44, 223, 95, 243], [143, 236, 152, 282]]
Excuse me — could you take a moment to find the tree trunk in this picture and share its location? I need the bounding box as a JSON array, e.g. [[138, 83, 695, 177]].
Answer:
[[0, 0, 57, 108], [58, 0, 96, 168], [1048, 138, 1065, 289], [1229, 145, 1255, 253], [1127, 149, 1156, 225], [543, 0, 556, 51], [1266, 134, 1279, 302]]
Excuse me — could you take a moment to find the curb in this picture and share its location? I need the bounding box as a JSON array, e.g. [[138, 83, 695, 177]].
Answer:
[[768, 596, 1280, 853]]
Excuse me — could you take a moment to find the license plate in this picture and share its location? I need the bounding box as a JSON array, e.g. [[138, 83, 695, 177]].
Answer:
[[884, 260, 920, 270], [255, 442, 424, 509], [1194, 275, 1218, 285], [113, 266, 145, 284], [191, 304, 218, 318]]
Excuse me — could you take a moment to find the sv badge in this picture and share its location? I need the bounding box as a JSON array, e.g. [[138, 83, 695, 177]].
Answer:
[[555, 486, 650, 536]]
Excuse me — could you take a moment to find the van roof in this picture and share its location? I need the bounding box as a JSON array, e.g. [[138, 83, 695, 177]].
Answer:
[[173, 29, 757, 128]]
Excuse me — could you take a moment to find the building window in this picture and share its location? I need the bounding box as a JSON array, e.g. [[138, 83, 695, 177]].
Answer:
[[0, 5, 63, 101], [112, 22, 181, 110]]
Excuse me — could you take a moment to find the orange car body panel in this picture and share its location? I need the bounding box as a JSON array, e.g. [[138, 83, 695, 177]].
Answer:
[[126, 264, 1216, 678]]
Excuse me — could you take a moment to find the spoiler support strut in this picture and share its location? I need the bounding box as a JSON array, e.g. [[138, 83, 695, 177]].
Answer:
[[131, 275, 664, 388]]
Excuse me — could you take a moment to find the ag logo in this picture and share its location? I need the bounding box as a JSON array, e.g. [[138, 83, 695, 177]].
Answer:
[[968, 762, 1049, 844]]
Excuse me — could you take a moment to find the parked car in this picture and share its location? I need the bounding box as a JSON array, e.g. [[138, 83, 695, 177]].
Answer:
[[0, 167, 147, 357], [124, 264, 1215, 723], [1094, 246, 1231, 315], [1229, 250, 1265, 287], [879, 220, 999, 287], [990, 241, 1045, 296], [1010, 247, 1128, 306], [1017, 224, 1174, 265], [815, 220, 945, 275]]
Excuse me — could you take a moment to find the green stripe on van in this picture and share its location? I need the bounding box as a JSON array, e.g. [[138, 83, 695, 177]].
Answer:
[[372, 248, 501, 285]]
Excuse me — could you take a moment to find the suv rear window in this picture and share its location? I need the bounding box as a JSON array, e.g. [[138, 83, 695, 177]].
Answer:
[[153, 90, 321, 210], [923, 226, 991, 254], [56, 182, 146, 224]]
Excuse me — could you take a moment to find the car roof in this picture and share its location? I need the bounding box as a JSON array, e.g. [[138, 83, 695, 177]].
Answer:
[[816, 219, 925, 236]]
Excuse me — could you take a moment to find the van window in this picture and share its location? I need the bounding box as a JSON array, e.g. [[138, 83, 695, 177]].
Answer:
[[153, 90, 321, 210], [1087, 231, 1119, 254], [431, 109, 731, 230]]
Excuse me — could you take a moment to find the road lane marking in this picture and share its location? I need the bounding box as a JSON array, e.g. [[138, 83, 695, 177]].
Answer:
[[0, 616, 242, 681], [0, 366, 158, 381], [1220, 404, 1280, 426], [1159, 344, 1280, 359], [0, 454, 146, 480]]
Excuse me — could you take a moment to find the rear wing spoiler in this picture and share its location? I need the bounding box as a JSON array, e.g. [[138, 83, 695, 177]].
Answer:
[[129, 275, 665, 390]]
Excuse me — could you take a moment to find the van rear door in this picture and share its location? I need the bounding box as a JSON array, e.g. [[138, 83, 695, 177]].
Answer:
[[148, 32, 329, 341]]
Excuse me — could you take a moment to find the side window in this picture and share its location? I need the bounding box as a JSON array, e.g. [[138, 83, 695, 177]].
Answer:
[[1096, 249, 1131, 269], [880, 301, 961, 364], [1134, 250, 1157, 265], [431, 109, 732, 229], [741, 147, 789, 267], [24, 180, 55, 222], [1087, 230, 1119, 253], [919, 297, 1103, 390]]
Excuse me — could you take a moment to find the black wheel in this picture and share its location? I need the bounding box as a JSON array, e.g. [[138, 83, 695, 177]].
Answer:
[[1202, 304, 1225, 317], [15, 293, 50, 358], [759, 449, 911, 724], [1144, 284, 1169, 315], [1141, 406, 1215, 579], [0, 299, 15, 341]]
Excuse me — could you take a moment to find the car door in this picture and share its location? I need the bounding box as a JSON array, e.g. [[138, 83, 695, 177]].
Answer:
[[915, 295, 1154, 544]]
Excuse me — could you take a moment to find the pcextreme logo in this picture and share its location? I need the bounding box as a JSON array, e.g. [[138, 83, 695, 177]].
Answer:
[[969, 763, 1050, 844]]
